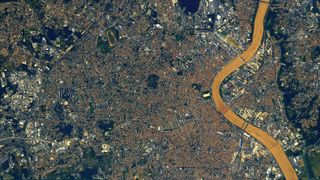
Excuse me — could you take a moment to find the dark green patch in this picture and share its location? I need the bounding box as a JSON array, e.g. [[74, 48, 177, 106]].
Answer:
[[0, 55, 15, 71], [25, 0, 44, 19], [175, 33, 185, 41], [96, 119, 114, 132], [45, 165, 78, 180], [303, 149, 320, 179], [89, 101, 95, 114], [97, 37, 112, 54], [97, 28, 119, 54], [80, 168, 97, 180], [0, 10, 8, 21], [0, 55, 8, 68], [82, 148, 113, 175], [147, 74, 159, 89], [45, 147, 113, 178]]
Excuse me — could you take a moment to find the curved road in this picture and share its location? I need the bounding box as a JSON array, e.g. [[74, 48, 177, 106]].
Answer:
[[211, 0, 298, 179]]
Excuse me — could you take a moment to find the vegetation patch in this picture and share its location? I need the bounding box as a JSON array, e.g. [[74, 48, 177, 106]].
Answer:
[[97, 28, 119, 54]]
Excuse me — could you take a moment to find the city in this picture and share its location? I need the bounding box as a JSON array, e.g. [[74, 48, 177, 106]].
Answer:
[[0, 0, 319, 179]]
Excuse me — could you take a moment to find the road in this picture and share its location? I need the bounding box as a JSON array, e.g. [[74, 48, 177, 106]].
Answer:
[[211, 0, 298, 179]]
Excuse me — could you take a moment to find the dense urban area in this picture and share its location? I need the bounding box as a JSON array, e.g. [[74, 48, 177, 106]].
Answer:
[[0, 0, 319, 179]]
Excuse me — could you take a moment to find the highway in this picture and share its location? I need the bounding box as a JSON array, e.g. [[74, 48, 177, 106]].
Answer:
[[211, 0, 298, 179]]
